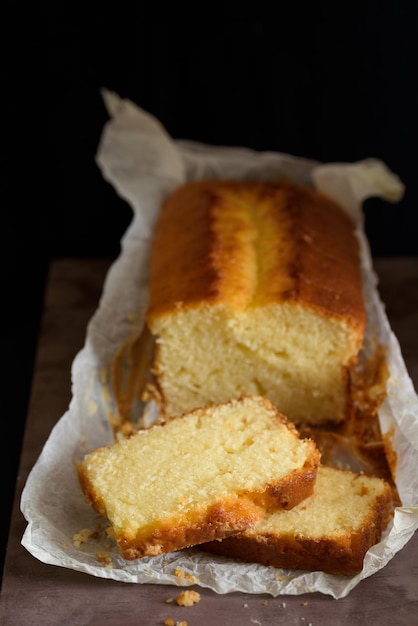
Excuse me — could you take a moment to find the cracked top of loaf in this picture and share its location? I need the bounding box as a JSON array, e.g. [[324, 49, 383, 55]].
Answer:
[[146, 179, 366, 338]]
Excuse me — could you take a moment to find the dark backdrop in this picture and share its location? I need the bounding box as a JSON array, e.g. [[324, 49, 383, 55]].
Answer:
[[2, 3, 417, 582]]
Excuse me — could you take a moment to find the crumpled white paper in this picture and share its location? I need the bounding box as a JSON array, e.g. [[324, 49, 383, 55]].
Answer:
[[21, 89, 418, 599]]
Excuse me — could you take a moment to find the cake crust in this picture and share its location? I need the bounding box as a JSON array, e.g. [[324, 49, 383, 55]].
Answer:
[[146, 180, 365, 327]]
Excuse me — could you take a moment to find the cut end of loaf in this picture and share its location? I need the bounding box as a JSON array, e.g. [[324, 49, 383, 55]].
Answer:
[[145, 179, 366, 427], [148, 300, 361, 426]]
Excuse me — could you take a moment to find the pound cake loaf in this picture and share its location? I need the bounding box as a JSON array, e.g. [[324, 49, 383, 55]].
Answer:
[[204, 465, 393, 575], [145, 179, 366, 426], [77, 395, 320, 560]]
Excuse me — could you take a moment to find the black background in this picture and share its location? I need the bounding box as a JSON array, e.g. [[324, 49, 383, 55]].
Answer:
[[2, 3, 417, 581]]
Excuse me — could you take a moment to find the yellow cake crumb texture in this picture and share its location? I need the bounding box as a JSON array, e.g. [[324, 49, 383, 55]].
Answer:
[[175, 590, 201, 606]]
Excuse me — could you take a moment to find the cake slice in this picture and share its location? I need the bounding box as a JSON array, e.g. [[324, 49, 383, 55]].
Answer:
[[203, 465, 393, 575], [77, 395, 320, 560], [145, 179, 366, 427]]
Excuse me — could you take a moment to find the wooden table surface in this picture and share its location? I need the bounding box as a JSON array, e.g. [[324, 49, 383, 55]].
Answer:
[[1, 257, 417, 626]]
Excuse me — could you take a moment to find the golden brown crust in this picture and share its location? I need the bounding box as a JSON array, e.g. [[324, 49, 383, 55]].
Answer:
[[146, 179, 365, 335], [77, 462, 107, 519], [262, 454, 321, 511], [203, 468, 393, 576], [116, 496, 266, 560]]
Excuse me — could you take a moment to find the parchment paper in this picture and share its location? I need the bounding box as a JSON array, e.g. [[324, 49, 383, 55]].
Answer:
[[21, 89, 418, 599]]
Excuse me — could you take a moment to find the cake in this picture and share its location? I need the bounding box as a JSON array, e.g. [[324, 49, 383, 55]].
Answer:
[[77, 395, 320, 560], [203, 465, 393, 575], [144, 179, 366, 426]]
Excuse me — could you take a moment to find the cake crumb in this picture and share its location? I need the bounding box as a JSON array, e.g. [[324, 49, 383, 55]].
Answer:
[[174, 566, 198, 584], [186, 573, 198, 583], [165, 598, 174, 604], [176, 590, 201, 607], [262, 600, 269, 606], [72, 523, 116, 558], [105, 525, 115, 540], [72, 528, 92, 548], [163, 620, 174, 626], [97, 551, 112, 567]]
